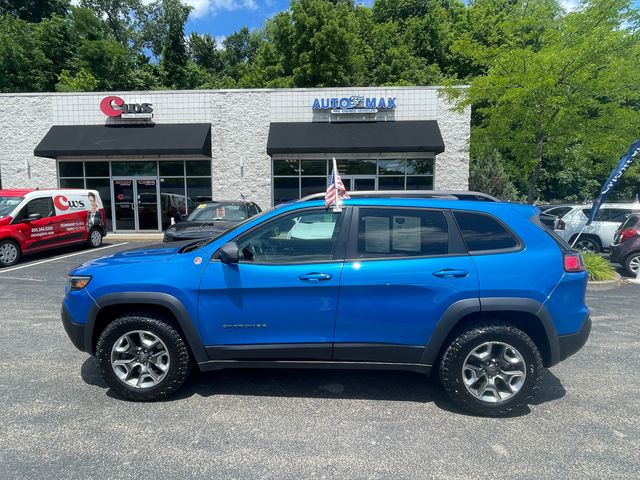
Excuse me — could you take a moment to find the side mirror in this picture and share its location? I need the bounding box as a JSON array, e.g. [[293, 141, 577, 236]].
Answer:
[[219, 241, 239, 264], [26, 213, 42, 222]]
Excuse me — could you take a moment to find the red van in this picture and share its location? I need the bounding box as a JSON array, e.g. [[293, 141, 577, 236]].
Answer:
[[0, 189, 107, 267]]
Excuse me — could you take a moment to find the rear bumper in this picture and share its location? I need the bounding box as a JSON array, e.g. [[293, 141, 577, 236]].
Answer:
[[557, 314, 591, 362], [61, 305, 88, 352], [609, 244, 624, 263]]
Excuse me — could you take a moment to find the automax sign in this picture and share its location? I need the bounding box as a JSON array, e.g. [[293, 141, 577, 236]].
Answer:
[[312, 95, 397, 114], [100, 96, 153, 119]]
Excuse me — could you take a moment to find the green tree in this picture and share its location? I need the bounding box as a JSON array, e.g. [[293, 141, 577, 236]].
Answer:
[[448, 0, 640, 202], [0, 0, 69, 22], [80, 0, 144, 46], [469, 150, 520, 201], [0, 15, 49, 92], [159, 0, 191, 88], [56, 68, 98, 91]]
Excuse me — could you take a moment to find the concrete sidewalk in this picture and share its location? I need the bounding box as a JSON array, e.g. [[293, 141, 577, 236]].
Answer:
[[105, 233, 164, 242]]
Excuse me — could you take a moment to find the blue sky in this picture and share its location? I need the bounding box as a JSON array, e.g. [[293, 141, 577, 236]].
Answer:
[[183, 0, 640, 45]]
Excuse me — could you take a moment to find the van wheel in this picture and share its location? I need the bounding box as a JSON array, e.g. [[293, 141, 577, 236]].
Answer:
[[88, 228, 103, 248], [624, 252, 640, 277], [0, 240, 21, 267], [439, 322, 543, 417], [95, 314, 192, 401]]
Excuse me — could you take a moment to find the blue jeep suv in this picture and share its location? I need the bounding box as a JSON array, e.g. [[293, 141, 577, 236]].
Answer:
[[61, 193, 591, 416]]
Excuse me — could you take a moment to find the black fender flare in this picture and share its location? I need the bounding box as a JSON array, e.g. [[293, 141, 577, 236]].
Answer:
[[86, 292, 208, 363], [419, 297, 560, 367]]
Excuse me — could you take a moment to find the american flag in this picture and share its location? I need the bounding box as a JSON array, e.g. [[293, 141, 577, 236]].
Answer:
[[325, 170, 350, 209]]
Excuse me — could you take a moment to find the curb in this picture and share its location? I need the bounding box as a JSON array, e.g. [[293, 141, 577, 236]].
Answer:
[[587, 272, 622, 291], [106, 233, 164, 242]]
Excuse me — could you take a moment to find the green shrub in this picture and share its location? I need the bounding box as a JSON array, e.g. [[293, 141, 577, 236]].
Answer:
[[583, 252, 616, 281]]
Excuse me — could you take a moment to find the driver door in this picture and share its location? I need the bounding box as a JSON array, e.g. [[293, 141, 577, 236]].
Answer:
[[12, 196, 58, 251], [197, 208, 348, 360]]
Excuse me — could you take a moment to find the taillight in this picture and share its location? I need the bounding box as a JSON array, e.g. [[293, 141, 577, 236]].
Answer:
[[564, 253, 585, 272], [557, 219, 566, 230], [619, 228, 639, 243]]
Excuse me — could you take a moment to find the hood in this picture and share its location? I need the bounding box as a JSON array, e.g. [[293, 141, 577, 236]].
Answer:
[[0, 216, 13, 226], [165, 220, 237, 237], [78, 241, 194, 269]]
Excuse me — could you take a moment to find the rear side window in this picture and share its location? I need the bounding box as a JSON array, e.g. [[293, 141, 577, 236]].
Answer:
[[454, 211, 519, 252], [582, 208, 636, 222], [356, 208, 449, 258]]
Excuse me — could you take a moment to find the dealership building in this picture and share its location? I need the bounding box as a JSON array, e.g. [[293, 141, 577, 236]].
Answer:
[[0, 87, 470, 232]]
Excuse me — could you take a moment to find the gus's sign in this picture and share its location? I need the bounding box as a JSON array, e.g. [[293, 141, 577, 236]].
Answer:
[[100, 96, 153, 119]]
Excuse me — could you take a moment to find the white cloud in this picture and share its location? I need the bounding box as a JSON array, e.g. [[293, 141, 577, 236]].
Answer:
[[184, 0, 259, 19], [214, 35, 227, 49]]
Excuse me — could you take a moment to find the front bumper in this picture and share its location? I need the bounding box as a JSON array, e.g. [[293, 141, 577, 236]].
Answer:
[[557, 314, 591, 362], [61, 304, 88, 352]]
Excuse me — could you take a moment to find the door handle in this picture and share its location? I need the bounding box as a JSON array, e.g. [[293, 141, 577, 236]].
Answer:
[[298, 272, 333, 282], [432, 269, 469, 278]]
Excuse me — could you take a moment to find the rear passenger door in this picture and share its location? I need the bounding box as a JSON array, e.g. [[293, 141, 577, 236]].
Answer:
[[334, 207, 479, 363]]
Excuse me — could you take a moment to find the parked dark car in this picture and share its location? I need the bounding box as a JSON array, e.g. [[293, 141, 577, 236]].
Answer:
[[610, 213, 640, 276], [537, 205, 574, 228], [163, 200, 262, 242]]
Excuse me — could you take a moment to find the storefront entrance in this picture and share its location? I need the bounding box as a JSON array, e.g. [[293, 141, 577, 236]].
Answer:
[[112, 177, 160, 231], [342, 176, 376, 191]]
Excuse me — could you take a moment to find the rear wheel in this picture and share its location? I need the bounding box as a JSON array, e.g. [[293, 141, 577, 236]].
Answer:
[[95, 313, 192, 401], [572, 235, 601, 253], [439, 322, 543, 416], [88, 228, 103, 248], [0, 240, 21, 267], [624, 252, 640, 277]]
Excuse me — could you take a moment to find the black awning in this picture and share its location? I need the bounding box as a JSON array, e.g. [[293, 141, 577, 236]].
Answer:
[[34, 123, 211, 158], [266, 120, 445, 155]]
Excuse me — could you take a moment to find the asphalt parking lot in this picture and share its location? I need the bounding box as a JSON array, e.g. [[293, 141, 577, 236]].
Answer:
[[0, 241, 638, 479]]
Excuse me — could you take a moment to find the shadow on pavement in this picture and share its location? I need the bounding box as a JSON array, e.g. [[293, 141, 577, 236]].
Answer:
[[81, 357, 566, 416]]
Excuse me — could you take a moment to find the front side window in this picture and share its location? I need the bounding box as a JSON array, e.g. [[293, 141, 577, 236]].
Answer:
[[355, 208, 449, 258], [15, 197, 55, 221], [454, 211, 519, 252], [236, 209, 343, 263]]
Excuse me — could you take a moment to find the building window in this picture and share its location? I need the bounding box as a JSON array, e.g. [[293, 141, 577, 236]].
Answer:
[[58, 159, 212, 231], [272, 156, 434, 205]]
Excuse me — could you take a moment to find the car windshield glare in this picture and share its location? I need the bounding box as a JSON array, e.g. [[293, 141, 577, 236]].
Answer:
[[187, 203, 247, 222], [0, 196, 23, 218]]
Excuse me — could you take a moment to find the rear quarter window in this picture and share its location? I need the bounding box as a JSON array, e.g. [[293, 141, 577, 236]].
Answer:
[[453, 211, 519, 252]]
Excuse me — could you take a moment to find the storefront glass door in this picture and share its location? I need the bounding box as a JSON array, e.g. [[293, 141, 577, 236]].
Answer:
[[112, 177, 160, 231], [343, 176, 377, 191]]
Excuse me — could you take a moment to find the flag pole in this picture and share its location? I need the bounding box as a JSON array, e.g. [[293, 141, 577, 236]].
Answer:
[[332, 157, 342, 213]]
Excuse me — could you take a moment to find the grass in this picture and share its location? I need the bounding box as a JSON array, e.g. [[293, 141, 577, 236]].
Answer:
[[583, 252, 617, 281]]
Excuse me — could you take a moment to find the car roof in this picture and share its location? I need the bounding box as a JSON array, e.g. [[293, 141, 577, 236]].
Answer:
[[0, 189, 34, 197]]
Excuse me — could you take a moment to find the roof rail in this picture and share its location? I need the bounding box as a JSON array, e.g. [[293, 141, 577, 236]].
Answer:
[[298, 190, 499, 202]]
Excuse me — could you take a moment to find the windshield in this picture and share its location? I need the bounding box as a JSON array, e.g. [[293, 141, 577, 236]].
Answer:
[[0, 196, 23, 218], [187, 202, 248, 222]]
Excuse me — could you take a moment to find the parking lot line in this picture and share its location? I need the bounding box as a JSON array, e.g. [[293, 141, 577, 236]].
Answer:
[[0, 242, 129, 274]]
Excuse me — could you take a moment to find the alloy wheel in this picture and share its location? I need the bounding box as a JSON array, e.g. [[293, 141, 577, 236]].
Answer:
[[90, 230, 102, 247], [0, 243, 18, 265], [575, 239, 598, 252], [462, 341, 527, 404], [629, 255, 640, 275], [110, 330, 170, 389]]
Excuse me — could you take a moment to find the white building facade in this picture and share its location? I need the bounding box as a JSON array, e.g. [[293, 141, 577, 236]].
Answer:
[[0, 87, 470, 232]]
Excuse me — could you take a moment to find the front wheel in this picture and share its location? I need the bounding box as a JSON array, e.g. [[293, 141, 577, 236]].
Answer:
[[88, 228, 103, 248], [439, 322, 543, 416], [95, 314, 192, 401], [0, 239, 21, 267]]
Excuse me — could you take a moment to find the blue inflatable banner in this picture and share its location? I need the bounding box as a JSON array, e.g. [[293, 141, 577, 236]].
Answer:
[[587, 139, 640, 225]]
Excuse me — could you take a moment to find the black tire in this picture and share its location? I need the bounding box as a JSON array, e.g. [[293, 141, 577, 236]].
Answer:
[[95, 313, 192, 401], [0, 239, 21, 267], [88, 228, 103, 248], [624, 251, 640, 277], [572, 235, 601, 253], [439, 322, 543, 417]]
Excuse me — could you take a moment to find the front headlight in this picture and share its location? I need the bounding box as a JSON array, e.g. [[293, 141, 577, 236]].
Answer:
[[66, 275, 92, 291]]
